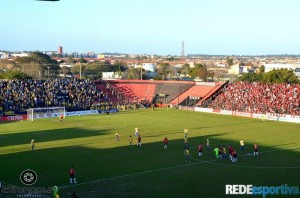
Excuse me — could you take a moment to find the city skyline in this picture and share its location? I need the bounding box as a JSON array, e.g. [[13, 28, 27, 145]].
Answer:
[[1, 0, 300, 55]]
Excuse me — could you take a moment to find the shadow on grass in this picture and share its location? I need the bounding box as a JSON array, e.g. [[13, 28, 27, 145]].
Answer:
[[0, 127, 111, 148], [0, 133, 299, 198]]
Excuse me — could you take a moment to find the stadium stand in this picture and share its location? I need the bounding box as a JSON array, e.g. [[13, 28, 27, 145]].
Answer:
[[107, 81, 156, 103], [2, 79, 298, 117], [153, 81, 194, 104], [0, 79, 102, 113], [196, 81, 229, 106], [104, 80, 194, 104], [207, 82, 300, 115], [169, 82, 225, 106]]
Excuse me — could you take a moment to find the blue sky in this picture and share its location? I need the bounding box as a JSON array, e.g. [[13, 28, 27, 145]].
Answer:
[[1, 0, 300, 55]]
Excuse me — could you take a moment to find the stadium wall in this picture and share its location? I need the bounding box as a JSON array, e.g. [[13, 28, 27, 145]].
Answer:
[[194, 107, 300, 124], [0, 109, 119, 122]]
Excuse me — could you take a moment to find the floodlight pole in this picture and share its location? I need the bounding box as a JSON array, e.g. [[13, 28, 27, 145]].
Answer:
[[80, 64, 82, 79], [140, 65, 143, 80]]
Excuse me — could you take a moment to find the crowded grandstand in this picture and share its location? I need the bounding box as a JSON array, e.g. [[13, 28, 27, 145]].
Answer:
[[1, 78, 299, 120]]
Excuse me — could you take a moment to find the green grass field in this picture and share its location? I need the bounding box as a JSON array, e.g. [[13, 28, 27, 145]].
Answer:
[[0, 109, 300, 198]]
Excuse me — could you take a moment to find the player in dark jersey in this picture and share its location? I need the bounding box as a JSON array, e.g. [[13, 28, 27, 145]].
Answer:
[[198, 144, 203, 157], [228, 146, 233, 160], [137, 135, 142, 147], [163, 137, 169, 149], [232, 150, 238, 162], [254, 144, 259, 156], [70, 166, 77, 184]]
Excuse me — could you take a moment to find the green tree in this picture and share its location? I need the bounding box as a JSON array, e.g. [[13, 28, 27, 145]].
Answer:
[[78, 58, 87, 63], [157, 63, 170, 80], [0, 69, 31, 80], [0, 59, 16, 70], [167, 57, 175, 61], [189, 64, 208, 80], [259, 65, 265, 73], [179, 63, 190, 76], [125, 67, 142, 80], [83, 61, 115, 79], [15, 52, 59, 79], [71, 64, 86, 75], [65, 57, 75, 64], [237, 68, 299, 84], [262, 68, 299, 84], [111, 62, 127, 72], [153, 75, 163, 80], [237, 73, 263, 83]]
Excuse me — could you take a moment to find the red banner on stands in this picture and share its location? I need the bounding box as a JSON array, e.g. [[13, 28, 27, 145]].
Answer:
[[213, 109, 221, 113], [0, 115, 27, 122]]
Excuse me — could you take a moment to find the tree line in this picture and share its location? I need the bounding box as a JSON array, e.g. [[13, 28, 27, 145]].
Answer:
[[0, 52, 215, 81], [237, 66, 300, 84], [2, 52, 298, 83]]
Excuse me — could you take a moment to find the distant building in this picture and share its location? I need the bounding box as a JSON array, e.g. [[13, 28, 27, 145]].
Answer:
[[58, 46, 63, 54], [228, 63, 256, 75], [216, 63, 226, 68], [98, 54, 105, 59], [264, 64, 300, 72], [102, 72, 122, 80], [11, 53, 29, 58], [141, 63, 157, 78], [295, 68, 300, 77], [228, 64, 243, 75], [59, 63, 73, 68]]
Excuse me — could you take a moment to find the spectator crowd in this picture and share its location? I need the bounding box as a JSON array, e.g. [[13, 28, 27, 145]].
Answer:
[[0, 79, 104, 112], [209, 82, 300, 116], [1, 79, 299, 116]]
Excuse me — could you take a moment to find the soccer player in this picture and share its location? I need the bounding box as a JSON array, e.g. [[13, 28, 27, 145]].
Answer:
[[163, 137, 168, 149], [222, 145, 227, 159], [106, 106, 110, 115], [214, 147, 219, 159], [134, 128, 139, 137], [52, 183, 59, 198], [115, 132, 120, 141], [240, 140, 245, 151], [206, 139, 210, 151], [232, 150, 238, 163], [228, 145, 233, 160], [254, 144, 259, 156], [198, 143, 203, 157], [184, 136, 188, 148], [59, 113, 64, 122], [70, 192, 78, 198], [218, 145, 223, 159], [70, 166, 77, 184], [151, 103, 155, 111], [184, 128, 188, 138], [184, 148, 190, 163], [137, 134, 142, 147], [129, 135, 133, 146], [31, 139, 35, 151]]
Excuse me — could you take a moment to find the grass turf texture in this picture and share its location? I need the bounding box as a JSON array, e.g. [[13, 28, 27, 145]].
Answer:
[[0, 109, 299, 198]]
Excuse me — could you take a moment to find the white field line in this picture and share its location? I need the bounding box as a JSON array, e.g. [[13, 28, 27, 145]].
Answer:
[[59, 146, 300, 190]]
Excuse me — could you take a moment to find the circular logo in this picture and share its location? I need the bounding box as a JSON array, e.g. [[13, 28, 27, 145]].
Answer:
[[20, 169, 37, 185]]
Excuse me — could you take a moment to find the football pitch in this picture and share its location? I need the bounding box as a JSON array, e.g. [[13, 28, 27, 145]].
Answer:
[[0, 109, 299, 198]]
